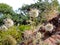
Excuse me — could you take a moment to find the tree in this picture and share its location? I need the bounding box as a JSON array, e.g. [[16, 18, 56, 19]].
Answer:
[[12, 13, 29, 25], [0, 3, 16, 25], [0, 3, 15, 15]]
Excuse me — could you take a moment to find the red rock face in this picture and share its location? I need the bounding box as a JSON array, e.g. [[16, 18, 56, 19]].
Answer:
[[44, 14, 60, 45], [49, 14, 60, 27], [20, 14, 60, 45], [37, 14, 60, 45], [44, 34, 60, 45]]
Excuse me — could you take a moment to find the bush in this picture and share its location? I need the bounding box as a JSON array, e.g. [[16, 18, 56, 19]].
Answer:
[[0, 26, 22, 45], [18, 25, 31, 31]]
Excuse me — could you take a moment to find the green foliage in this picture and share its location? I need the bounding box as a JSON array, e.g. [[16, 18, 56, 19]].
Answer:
[[0, 26, 22, 45], [4, 14, 12, 18], [58, 5, 60, 12], [0, 3, 15, 15], [18, 25, 31, 31], [7, 26, 22, 42], [0, 3, 29, 25], [0, 3, 16, 26], [12, 14, 29, 25], [0, 25, 31, 45]]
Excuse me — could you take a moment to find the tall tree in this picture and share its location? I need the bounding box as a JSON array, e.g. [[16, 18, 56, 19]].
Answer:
[[0, 3, 15, 15]]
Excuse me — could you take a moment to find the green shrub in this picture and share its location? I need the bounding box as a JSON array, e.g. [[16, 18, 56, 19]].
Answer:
[[0, 26, 22, 45], [18, 25, 31, 31]]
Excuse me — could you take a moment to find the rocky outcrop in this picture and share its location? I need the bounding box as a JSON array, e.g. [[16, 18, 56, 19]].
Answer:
[[0, 18, 14, 30]]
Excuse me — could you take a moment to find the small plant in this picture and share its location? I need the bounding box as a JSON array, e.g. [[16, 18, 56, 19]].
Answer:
[[18, 25, 31, 31]]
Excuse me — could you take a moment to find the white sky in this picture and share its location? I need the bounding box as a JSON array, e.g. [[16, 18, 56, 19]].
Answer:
[[0, 0, 60, 10], [0, 0, 37, 10]]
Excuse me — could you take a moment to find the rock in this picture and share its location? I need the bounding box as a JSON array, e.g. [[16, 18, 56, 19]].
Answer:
[[44, 34, 60, 45], [44, 23, 54, 32], [3, 18, 14, 28]]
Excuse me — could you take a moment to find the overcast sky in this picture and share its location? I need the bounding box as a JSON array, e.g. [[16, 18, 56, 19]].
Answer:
[[0, 0, 60, 10]]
